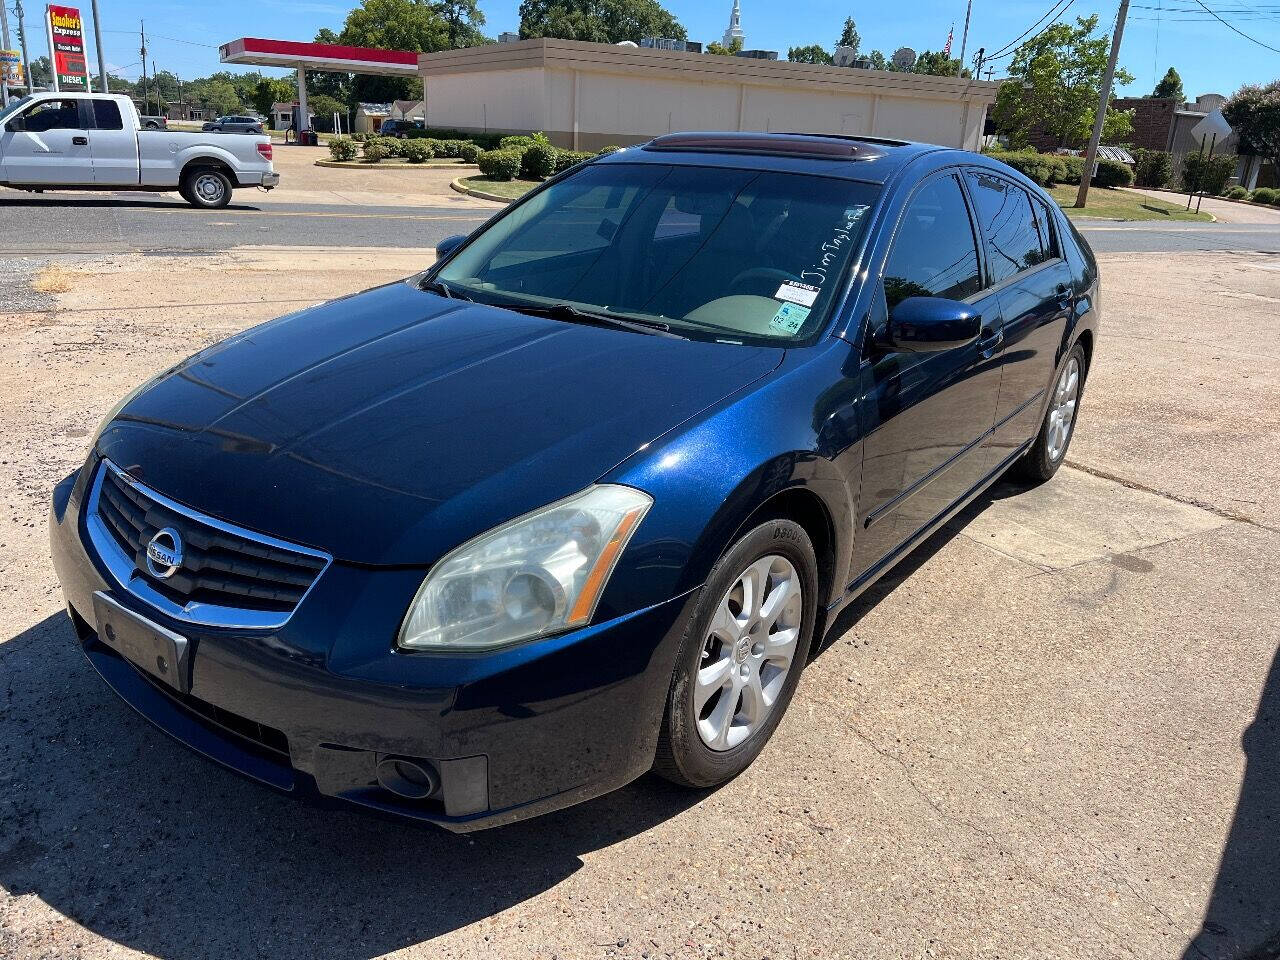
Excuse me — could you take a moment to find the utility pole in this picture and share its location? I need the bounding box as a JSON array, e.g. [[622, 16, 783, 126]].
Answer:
[[15, 0, 32, 95], [90, 0, 106, 91], [1, 0, 12, 106], [139, 20, 148, 113], [151, 57, 158, 112], [972, 45, 984, 78], [958, 0, 973, 77], [1076, 0, 1130, 208]]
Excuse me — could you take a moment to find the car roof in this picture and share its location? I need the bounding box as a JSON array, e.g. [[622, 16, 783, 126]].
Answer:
[[596, 131, 957, 186]]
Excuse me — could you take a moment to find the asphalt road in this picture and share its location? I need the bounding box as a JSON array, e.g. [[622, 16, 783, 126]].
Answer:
[[3, 189, 1278, 255]]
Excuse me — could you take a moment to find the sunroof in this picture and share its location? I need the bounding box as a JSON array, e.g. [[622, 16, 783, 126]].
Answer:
[[643, 132, 883, 160]]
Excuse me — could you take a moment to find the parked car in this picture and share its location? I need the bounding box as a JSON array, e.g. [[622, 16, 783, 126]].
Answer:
[[138, 114, 167, 130], [0, 93, 278, 208], [380, 118, 424, 138], [49, 132, 1099, 831], [202, 115, 265, 135]]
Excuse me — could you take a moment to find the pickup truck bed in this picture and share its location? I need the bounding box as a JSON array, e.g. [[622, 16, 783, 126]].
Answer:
[[0, 93, 279, 208]]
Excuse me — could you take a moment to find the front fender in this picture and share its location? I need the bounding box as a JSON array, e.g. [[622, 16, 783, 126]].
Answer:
[[599, 340, 861, 618]]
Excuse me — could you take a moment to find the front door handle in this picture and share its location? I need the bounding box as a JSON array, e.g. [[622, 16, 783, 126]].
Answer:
[[72, 135, 89, 146], [1055, 283, 1073, 310], [977, 324, 1004, 358]]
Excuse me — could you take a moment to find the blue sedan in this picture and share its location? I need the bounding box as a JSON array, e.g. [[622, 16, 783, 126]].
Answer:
[[50, 132, 1099, 830]]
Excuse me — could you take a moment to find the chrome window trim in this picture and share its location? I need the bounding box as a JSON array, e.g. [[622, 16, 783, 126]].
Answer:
[[85, 459, 332, 630]]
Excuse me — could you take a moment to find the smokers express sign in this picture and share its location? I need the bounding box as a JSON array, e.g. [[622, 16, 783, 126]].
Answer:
[[47, 5, 90, 90]]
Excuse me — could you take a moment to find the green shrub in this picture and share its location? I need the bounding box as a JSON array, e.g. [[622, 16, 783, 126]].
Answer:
[[1094, 157, 1134, 188], [438, 138, 464, 157], [1182, 152, 1235, 195], [362, 140, 390, 163], [350, 132, 368, 142], [477, 148, 523, 181], [1223, 185, 1250, 200], [554, 149, 595, 172], [988, 151, 1055, 186], [1250, 186, 1278, 204], [401, 140, 435, 163], [458, 142, 481, 163], [521, 142, 557, 179], [1055, 154, 1085, 185], [499, 135, 536, 150], [1133, 149, 1173, 188], [327, 136, 359, 162], [597, 145, 622, 155]]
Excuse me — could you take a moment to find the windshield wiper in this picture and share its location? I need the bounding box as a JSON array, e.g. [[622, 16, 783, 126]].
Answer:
[[511, 303, 685, 339], [420, 278, 473, 301]]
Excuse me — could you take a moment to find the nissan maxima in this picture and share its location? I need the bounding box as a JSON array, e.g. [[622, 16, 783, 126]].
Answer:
[[50, 132, 1099, 830]]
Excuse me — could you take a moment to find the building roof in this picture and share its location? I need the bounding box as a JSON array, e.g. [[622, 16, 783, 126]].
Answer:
[[393, 99, 423, 113], [356, 102, 392, 115], [219, 37, 417, 76]]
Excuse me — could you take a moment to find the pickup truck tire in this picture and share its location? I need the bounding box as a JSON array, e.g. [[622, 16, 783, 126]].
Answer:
[[180, 167, 233, 209]]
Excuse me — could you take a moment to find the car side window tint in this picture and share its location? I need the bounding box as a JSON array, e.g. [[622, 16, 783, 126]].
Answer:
[[91, 100, 124, 130], [1031, 196, 1059, 259], [883, 174, 982, 309], [22, 99, 83, 132], [965, 172, 1049, 284]]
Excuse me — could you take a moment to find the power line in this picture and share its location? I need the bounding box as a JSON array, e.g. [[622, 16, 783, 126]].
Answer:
[[985, 0, 1073, 59], [985, 0, 1078, 63], [1181, 0, 1280, 45]]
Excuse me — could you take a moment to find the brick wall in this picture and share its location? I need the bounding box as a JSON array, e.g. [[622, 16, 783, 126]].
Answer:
[[1114, 97, 1176, 151]]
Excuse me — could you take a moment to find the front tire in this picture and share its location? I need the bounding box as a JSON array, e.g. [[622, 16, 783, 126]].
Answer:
[[180, 167, 233, 209], [1016, 341, 1087, 482], [653, 519, 818, 789]]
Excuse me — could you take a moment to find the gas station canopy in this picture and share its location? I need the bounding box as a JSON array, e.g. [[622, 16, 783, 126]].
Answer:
[[218, 37, 418, 76]]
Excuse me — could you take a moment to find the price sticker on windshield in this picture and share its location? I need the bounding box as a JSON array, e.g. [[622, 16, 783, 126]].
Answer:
[[774, 281, 819, 308]]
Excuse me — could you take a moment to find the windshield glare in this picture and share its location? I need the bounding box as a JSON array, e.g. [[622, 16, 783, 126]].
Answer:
[[437, 162, 877, 344]]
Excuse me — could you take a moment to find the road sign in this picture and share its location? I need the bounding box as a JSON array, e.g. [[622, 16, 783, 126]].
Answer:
[[1191, 109, 1232, 146]]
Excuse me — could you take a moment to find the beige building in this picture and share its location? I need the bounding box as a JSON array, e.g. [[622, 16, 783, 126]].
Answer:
[[419, 38, 1000, 151]]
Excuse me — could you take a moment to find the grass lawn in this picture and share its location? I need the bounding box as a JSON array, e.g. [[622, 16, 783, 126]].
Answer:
[[1048, 185, 1212, 221], [458, 175, 541, 199]]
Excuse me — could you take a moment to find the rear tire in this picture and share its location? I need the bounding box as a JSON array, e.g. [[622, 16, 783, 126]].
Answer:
[[1015, 341, 1087, 482], [180, 167, 232, 209], [653, 519, 818, 789]]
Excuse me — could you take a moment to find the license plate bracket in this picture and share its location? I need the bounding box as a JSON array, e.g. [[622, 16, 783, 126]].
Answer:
[[92, 591, 190, 694]]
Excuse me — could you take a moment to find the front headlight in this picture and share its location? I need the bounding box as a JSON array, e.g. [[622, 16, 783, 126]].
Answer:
[[398, 485, 652, 651]]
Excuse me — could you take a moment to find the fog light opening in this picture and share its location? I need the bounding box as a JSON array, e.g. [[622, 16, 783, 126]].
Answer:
[[375, 756, 440, 800]]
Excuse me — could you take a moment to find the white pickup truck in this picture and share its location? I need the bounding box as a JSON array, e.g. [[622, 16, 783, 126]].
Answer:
[[0, 92, 279, 209]]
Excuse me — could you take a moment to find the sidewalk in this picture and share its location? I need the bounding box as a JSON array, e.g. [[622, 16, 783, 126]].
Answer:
[[1125, 187, 1280, 224]]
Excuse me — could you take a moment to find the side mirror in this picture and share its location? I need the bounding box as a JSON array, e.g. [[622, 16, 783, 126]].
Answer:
[[435, 234, 467, 260], [884, 297, 982, 353]]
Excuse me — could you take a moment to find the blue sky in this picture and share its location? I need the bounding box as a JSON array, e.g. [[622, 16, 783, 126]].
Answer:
[[32, 0, 1279, 100]]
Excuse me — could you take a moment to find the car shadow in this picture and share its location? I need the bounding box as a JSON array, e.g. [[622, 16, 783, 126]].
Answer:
[[1181, 645, 1280, 960], [0, 612, 704, 959], [0, 194, 262, 212]]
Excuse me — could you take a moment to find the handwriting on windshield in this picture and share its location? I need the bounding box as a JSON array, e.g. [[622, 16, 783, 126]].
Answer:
[[800, 206, 869, 288]]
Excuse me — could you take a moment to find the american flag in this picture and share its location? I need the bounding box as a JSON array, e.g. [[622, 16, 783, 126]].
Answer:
[[943, 24, 954, 55]]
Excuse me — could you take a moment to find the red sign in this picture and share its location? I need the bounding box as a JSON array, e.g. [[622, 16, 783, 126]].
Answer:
[[47, 4, 90, 90]]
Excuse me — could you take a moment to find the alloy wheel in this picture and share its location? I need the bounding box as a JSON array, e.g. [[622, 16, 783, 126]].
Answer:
[[1046, 356, 1080, 461], [695, 554, 803, 751]]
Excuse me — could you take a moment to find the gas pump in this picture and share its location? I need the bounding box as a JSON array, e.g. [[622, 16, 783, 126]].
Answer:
[[290, 103, 318, 146]]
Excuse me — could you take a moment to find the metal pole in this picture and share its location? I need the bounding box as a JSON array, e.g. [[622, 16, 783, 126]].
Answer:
[[1075, 0, 1130, 208], [45, 3, 58, 91], [1195, 133, 1216, 214], [958, 0, 973, 76], [16, 0, 33, 95], [1, 0, 12, 105], [1187, 136, 1205, 209], [139, 19, 147, 112], [89, 0, 106, 91]]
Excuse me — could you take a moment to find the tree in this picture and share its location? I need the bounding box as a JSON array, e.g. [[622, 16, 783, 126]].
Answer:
[[252, 77, 297, 115], [706, 37, 743, 56], [913, 49, 968, 77], [1224, 81, 1280, 172], [788, 44, 833, 65], [309, 28, 355, 104], [330, 0, 447, 104], [991, 15, 1134, 149], [435, 0, 488, 47], [29, 56, 52, 87], [201, 79, 244, 115], [518, 0, 686, 43], [1151, 66, 1183, 101], [837, 16, 859, 52], [865, 50, 888, 71]]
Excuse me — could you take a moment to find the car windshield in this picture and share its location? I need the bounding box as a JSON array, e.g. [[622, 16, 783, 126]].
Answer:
[[0, 95, 33, 127], [435, 161, 879, 344]]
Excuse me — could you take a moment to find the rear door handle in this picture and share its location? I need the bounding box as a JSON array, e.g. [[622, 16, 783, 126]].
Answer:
[[72, 135, 89, 146], [1055, 283, 1073, 309]]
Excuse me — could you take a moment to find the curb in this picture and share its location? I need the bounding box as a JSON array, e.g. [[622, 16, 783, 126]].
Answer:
[[450, 177, 516, 204], [314, 160, 480, 171]]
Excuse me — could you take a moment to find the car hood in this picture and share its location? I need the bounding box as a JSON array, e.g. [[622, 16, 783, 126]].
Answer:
[[98, 280, 782, 565]]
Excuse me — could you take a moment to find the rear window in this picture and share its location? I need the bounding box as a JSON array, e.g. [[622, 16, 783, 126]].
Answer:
[[92, 100, 123, 130]]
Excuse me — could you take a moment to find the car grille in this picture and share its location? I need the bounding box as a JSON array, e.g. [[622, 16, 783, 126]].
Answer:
[[86, 459, 331, 629]]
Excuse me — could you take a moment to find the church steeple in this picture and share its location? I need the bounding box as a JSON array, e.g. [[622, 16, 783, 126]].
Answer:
[[722, 0, 745, 48]]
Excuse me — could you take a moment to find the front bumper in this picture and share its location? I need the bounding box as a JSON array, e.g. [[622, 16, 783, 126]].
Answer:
[[50, 467, 696, 831]]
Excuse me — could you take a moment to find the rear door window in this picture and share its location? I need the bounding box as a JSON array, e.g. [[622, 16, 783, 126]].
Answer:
[[91, 100, 124, 130], [882, 173, 983, 309], [964, 171, 1049, 285]]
